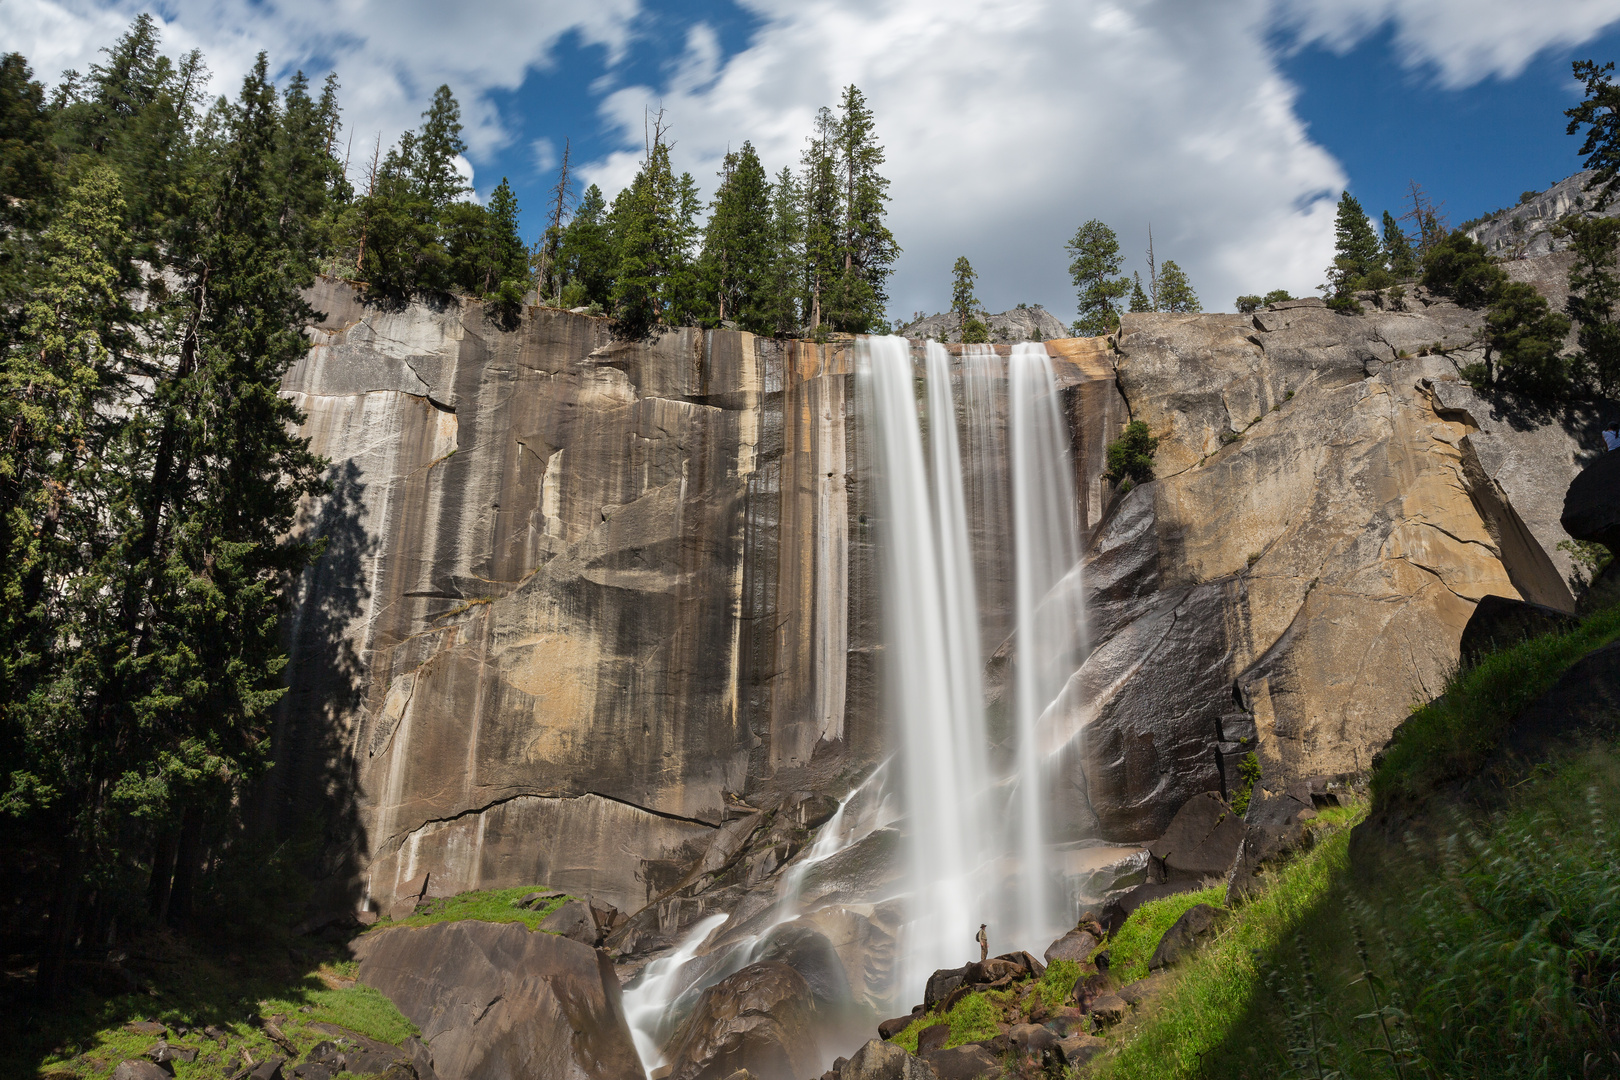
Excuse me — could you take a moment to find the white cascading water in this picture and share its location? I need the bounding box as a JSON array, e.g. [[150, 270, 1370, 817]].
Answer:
[[1008, 342, 1087, 944]]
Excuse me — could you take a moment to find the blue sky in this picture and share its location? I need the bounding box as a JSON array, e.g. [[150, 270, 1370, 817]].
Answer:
[[7, 0, 1620, 320]]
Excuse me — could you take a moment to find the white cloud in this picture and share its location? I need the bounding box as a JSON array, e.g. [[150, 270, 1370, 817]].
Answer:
[[1276, 0, 1620, 87], [0, 0, 641, 165], [532, 136, 559, 174]]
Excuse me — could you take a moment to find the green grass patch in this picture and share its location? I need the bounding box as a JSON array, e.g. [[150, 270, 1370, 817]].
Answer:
[[1038, 958, 1083, 1013], [1372, 602, 1620, 803], [366, 886, 569, 933], [891, 988, 1009, 1053], [6, 930, 418, 1080], [1097, 884, 1226, 986], [1090, 806, 1363, 1079]]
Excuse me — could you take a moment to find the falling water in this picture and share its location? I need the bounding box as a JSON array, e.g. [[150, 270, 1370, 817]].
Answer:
[[623, 913, 730, 1073], [1008, 342, 1087, 944]]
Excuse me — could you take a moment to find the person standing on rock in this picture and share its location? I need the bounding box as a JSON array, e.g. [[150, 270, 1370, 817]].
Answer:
[[976, 923, 988, 962]]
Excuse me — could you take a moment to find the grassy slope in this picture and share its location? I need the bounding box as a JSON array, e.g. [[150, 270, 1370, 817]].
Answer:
[[10, 886, 572, 1080], [1090, 605, 1620, 1080]]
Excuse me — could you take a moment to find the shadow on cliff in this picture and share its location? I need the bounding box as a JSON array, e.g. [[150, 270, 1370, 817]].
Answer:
[[261, 459, 375, 914]]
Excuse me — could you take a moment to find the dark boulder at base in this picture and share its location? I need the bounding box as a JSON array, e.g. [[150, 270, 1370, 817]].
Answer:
[[1049, 1034, 1107, 1068], [1101, 881, 1200, 936], [1147, 791, 1247, 880], [353, 920, 641, 1080], [876, 1011, 919, 1040], [920, 1043, 998, 1080], [915, 1025, 949, 1054], [1225, 782, 1319, 904], [538, 898, 600, 945], [1562, 449, 1620, 552], [840, 1038, 939, 1080], [661, 961, 819, 1080], [1461, 594, 1578, 666], [1148, 903, 1225, 970], [1007, 1023, 1058, 1057], [923, 966, 969, 1010]]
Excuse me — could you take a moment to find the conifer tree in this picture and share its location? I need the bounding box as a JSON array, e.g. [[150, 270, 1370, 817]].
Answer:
[[1066, 219, 1129, 336], [1382, 210, 1417, 280], [534, 139, 572, 301], [1557, 214, 1620, 395], [1129, 272, 1152, 313], [557, 183, 612, 308], [1329, 191, 1382, 295], [757, 167, 804, 337], [826, 86, 897, 333], [699, 142, 772, 328], [610, 125, 699, 340], [800, 107, 840, 331], [1158, 260, 1200, 313], [951, 256, 988, 343], [1567, 60, 1620, 211]]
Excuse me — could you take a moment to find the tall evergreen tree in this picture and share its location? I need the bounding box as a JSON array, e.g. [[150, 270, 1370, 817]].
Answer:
[[1567, 60, 1620, 211], [1066, 219, 1128, 336], [1558, 214, 1620, 395], [557, 183, 612, 308], [1329, 191, 1382, 295], [1128, 272, 1152, 313], [609, 128, 699, 340], [757, 166, 804, 337], [1158, 260, 1200, 313], [699, 142, 772, 328], [1382, 210, 1417, 280], [951, 256, 988, 343], [826, 86, 897, 333], [800, 107, 840, 331]]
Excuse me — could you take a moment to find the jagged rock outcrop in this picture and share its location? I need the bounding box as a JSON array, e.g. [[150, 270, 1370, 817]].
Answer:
[[1464, 170, 1617, 259], [1044, 292, 1599, 839], [898, 305, 1068, 344]]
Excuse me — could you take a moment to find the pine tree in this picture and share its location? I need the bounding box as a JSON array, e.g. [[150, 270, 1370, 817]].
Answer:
[[1129, 272, 1152, 313], [757, 167, 804, 337], [1158, 260, 1200, 313], [1567, 60, 1620, 211], [1382, 210, 1417, 280], [1558, 214, 1620, 395], [699, 142, 772, 329], [1329, 191, 1382, 295], [557, 183, 612, 308], [951, 256, 988, 343], [1067, 219, 1129, 336], [609, 125, 697, 340], [826, 86, 898, 333], [534, 139, 572, 301], [800, 107, 840, 331]]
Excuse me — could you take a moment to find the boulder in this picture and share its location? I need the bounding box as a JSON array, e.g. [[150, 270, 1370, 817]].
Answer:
[[1147, 791, 1247, 880], [145, 1043, 196, 1066], [915, 1025, 949, 1054], [840, 1038, 939, 1080], [1460, 594, 1579, 667], [1148, 903, 1224, 970], [516, 890, 565, 910], [126, 1022, 167, 1038], [539, 898, 600, 945], [1118, 973, 1170, 1007], [249, 1057, 286, 1080], [1226, 784, 1318, 904], [1042, 928, 1098, 965], [112, 1063, 172, 1080], [661, 961, 820, 1080], [1086, 992, 1128, 1026], [876, 1012, 919, 1040], [353, 920, 641, 1080], [919, 1044, 998, 1080], [1101, 881, 1201, 937], [750, 925, 852, 1009], [1049, 1034, 1107, 1068], [291, 1066, 332, 1080], [923, 966, 969, 1010], [993, 951, 1045, 978], [1007, 1023, 1058, 1057], [963, 957, 1024, 985], [1562, 449, 1620, 552]]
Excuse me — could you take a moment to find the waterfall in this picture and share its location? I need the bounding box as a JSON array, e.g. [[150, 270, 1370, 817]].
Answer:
[[1008, 342, 1087, 946], [860, 335, 1087, 992]]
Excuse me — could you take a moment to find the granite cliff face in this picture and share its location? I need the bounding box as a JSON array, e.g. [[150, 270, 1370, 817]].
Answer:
[[271, 273, 1602, 924]]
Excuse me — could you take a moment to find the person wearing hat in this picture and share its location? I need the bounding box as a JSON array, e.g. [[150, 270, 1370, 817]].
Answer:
[[976, 923, 988, 962]]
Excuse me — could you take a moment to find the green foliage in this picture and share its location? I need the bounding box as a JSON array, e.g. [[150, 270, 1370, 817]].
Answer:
[[891, 989, 1003, 1054], [1230, 752, 1262, 816], [1068, 219, 1129, 336], [1371, 603, 1620, 803], [370, 885, 570, 933], [1131, 272, 1154, 313], [1557, 214, 1620, 396], [1099, 885, 1227, 986], [1264, 289, 1293, 305], [1235, 294, 1263, 314], [1106, 420, 1158, 486], [1381, 210, 1417, 279], [608, 133, 701, 340], [823, 85, 899, 333], [1040, 958, 1084, 1013], [951, 255, 989, 342], [1420, 230, 1502, 308], [699, 141, 773, 329], [1328, 191, 1383, 298], [1157, 260, 1199, 313], [556, 183, 613, 308], [1558, 537, 1611, 590], [1566, 60, 1620, 211]]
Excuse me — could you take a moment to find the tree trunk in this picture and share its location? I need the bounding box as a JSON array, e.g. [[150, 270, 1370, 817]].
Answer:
[[36, 842, 84, 997], [147, 828, 179, 924], [168, 807, 204, 922]]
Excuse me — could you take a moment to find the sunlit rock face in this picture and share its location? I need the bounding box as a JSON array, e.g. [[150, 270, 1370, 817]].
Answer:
[[1053, 295, 1599, 841], [269, 272, 1596, 921]]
